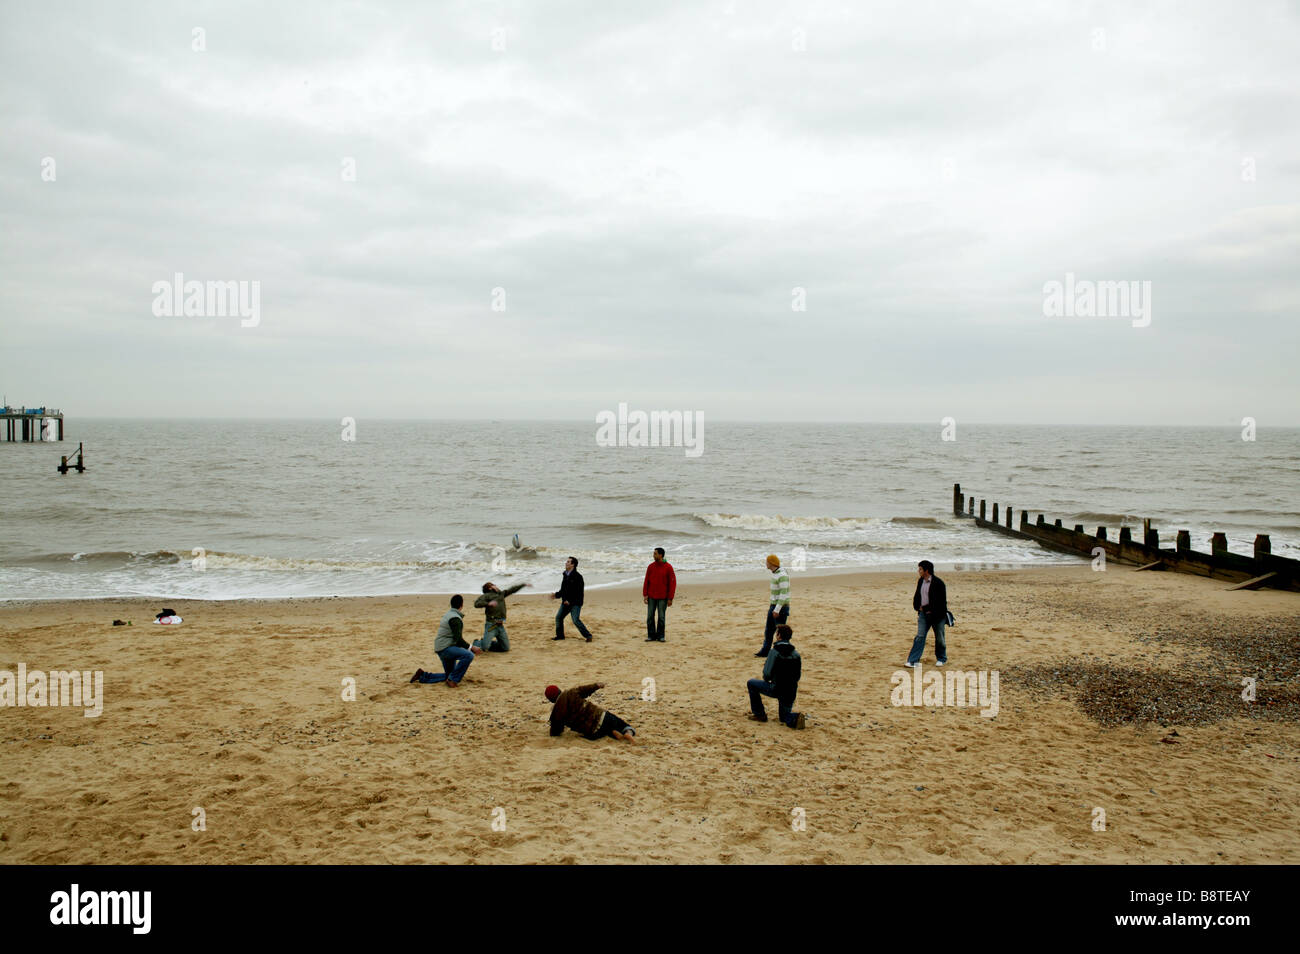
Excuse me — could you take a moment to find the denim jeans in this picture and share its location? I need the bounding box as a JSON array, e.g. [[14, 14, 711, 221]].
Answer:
[[416, 646, 474, 683], [555, 603, 592, 639], [474, 621, 509, 652], [907, 611, 947, 665], [758, 603, 790, 655], [747, 678, 798, 726], [646, 598, 668, 639]]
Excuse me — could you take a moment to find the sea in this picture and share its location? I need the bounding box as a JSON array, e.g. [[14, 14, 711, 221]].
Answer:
[[1, 420, 1296, 601]]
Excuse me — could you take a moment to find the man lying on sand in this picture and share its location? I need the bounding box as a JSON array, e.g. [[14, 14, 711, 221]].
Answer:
[[546, 683, 637, 743], [473, 581, 528, 652]]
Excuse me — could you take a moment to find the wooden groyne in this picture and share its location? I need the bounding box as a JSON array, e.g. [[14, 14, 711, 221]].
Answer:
[[953, 483, 1300, 592]]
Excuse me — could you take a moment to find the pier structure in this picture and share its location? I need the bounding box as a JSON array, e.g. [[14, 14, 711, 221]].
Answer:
[[953, 482, 1299, 592], [2, 405, 64, 442]]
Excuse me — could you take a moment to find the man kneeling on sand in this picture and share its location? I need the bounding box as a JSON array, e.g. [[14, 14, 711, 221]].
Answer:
[[411, 594, 483, 687], [474, 581, 528, 652], [546, 683, 637, 742], [747, 624, 805, 729]]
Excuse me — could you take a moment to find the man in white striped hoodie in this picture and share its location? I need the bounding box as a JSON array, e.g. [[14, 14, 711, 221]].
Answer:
[[756, 554, 791, 657]]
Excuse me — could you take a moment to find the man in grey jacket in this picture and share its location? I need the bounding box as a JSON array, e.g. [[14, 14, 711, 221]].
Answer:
[[411, 594, 483, 686], [473, 580, 529, 652]]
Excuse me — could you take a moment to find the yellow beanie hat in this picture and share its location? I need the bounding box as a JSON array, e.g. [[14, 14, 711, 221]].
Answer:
[[766, 554, 780, 567]]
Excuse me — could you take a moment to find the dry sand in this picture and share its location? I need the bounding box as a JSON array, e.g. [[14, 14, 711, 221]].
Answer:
[[1, 565, 1297, 864]]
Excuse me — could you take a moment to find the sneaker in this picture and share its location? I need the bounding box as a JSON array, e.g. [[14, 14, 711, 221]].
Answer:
[[584, 636, 592, 642], [754, 651, 768, 657], [552, 635, 565, 641], [748, 713, 768, 723], [410, 669, 424, 683], [445, 679, 459, 688], [904, 661, 918, 668], [645, 636, 657, 641], [936, 660, 946, 667]]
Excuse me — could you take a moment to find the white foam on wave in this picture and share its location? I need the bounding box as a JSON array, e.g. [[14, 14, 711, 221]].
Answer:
[[694, 513, 881, 532], [0, 524, 1081, 601]]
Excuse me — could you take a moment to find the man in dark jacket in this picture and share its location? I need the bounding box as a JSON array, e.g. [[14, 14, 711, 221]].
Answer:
[[551, 556, 593, 641], [546, 682, 636, 742], [906, 559, 948, 667], [747, 624, 805, 729]]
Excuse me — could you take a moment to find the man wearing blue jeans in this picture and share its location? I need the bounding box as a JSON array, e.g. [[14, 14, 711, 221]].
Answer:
[[747, 624, 806, 729], [411, 594, 483, 687], [552, 556, 593, 641], [906, 560, 948, 667], [642, 547, 676, 642], [473, 580, 528, 652]]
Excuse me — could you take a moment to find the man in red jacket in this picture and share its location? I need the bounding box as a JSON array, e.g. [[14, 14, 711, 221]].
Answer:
[[642, 547, 676, 642]]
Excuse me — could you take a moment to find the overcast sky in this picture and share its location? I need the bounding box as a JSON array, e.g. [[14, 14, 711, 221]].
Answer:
[[2, 1, 1297, 424]]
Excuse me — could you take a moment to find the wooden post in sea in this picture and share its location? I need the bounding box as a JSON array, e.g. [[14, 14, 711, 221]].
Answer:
[[1054, 518, 1062, 528], [979, 499, 986, 521], [56, 442, 85, 474], [968, 499, 975, 517], [1074, 524, 1084, 533], [1036, 513, 1045, 527], [1254, 535, 1271, 560], [1097, 526, 1107, 540], [1176, 530, 1191, 552], [1020, 509, 1029, 531], [992, 503, 999, 524], [953, 483, 963, 517], [1119, 527, 1132, 545], [1211, 532, 1229, 556], [1006, 506, 1013, 529]]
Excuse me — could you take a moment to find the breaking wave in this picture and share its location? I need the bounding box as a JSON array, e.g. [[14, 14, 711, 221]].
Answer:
[[693, 513, 880, 532]]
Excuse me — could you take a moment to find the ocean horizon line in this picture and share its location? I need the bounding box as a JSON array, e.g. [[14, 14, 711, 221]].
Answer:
[[45, 416, 1300, 428]]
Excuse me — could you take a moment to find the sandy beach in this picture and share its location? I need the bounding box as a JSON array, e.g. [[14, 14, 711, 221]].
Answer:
[[1, 565, 1297, 864]]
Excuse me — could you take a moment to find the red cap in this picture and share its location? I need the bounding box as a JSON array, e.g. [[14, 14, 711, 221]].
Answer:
[[545, 685, 560, 702]]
